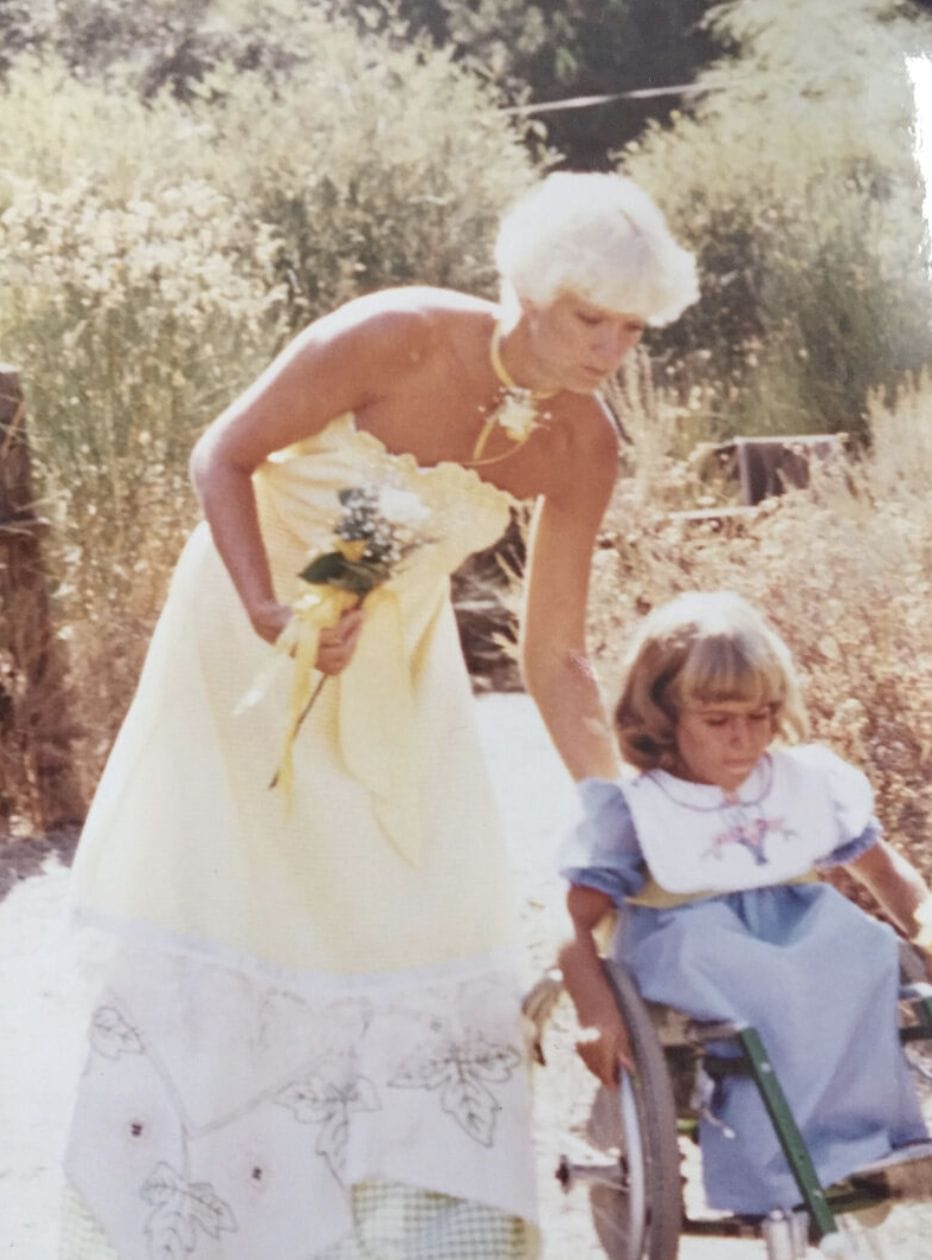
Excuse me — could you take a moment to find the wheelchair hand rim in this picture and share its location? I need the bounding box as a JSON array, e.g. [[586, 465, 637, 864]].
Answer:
[[619, 1067, 649, 1255]]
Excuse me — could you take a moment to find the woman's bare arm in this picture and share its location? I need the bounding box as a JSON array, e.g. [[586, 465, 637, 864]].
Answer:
[[189, 300, 430, 644], [519, 407, 622, 780]]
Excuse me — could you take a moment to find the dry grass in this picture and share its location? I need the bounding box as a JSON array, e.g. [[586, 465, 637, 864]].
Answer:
[[587, 370, 932, 890], [5, 350, 931, 868]]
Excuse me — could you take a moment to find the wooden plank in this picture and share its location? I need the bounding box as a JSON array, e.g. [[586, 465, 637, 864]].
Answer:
[[735, 434, 847, 506], [0, 368, 84, 833]]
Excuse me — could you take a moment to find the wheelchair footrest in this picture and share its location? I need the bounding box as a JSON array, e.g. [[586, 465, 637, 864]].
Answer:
[[849, 1140, 932, 1200]]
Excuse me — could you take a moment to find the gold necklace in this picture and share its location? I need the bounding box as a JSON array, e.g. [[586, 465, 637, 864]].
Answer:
[[469, 324, 559, 464]]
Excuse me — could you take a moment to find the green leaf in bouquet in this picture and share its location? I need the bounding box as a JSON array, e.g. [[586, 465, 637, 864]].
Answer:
[[299, 551, 349, 584], [331, 560, 388, 595]]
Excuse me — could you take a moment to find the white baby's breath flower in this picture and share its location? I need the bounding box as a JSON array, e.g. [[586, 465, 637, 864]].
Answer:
[[376, 486, 431, 525]]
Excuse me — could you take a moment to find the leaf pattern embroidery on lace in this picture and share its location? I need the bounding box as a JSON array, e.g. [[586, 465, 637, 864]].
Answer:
[[274, 1069, 382, 1182], [140, 1161, 237, 1258], [387, 1028, 521, 1147], [90, 1005, 145, 1059]]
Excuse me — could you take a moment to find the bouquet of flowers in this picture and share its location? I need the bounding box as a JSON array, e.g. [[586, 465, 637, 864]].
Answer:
[[260, 482, 431, 792], [299, 483, 430, 592]]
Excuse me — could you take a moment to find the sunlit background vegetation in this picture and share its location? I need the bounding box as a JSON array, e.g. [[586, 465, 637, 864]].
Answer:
[[1, 0, 931, 873]]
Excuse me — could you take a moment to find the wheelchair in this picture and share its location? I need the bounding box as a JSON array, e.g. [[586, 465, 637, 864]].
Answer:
[[524, 946, 932, 1259]]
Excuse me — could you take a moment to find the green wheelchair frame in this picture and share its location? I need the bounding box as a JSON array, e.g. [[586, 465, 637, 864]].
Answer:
[[524, 950, 932, 1259]]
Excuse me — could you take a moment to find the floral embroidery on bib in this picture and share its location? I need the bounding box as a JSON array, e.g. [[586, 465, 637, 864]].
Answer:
[[704, 813, 797, 866], [621, 746, 872, 896]]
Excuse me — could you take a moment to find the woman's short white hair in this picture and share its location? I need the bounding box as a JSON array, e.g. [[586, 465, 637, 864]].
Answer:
[[494, 171, 699, 327]]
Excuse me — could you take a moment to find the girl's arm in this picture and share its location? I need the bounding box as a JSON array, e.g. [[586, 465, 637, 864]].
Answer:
[[519, 410, 622, 781], [845, 839, 932, 976], [557, 884, 634, 1087]]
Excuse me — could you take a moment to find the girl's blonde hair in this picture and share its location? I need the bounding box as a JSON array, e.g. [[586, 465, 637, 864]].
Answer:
[[493, 171, 699, 327], [615, 591, 809, 772]]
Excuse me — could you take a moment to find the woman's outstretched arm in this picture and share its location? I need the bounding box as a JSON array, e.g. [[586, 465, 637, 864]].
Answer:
[[189, 299, 426, 655], [519, 402, 622, 781]]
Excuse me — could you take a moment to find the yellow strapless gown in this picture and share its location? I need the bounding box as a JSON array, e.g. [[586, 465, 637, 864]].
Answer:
[[62, 415, 539, 1258]]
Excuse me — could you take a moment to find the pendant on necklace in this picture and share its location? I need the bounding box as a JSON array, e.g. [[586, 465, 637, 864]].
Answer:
[[470, 324, 559, 463]]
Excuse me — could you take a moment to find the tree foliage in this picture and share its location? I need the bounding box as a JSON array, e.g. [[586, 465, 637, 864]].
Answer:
[[0, 5, 538, 735], [329, 0, 722, 167], [624, 0, 932, 437], [0, 0, 723, 166], [1, 0, 340, 98]]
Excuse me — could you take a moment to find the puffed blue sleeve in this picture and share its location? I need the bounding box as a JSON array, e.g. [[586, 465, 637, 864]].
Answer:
[[795, 744, 884, 869], [815, 819, 882, 869], [557, 777, 647, 905]]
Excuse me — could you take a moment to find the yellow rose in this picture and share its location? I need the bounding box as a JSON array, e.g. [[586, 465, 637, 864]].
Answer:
[[334, 538, 368, 562]]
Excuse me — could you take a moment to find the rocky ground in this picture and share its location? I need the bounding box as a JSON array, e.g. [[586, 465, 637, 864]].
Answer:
[[1, 694, 929, 1259]]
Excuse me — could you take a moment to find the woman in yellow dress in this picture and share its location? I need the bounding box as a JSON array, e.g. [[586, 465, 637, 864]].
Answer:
[[62, 172, 698, 1259]]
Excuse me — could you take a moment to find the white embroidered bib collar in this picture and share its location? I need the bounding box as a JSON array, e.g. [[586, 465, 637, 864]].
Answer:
[[621, 745, 874, 895]]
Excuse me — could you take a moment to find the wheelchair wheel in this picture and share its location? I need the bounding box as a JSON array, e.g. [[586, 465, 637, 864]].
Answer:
[[527, 961, 682, 1259], [588, 960, 683, 1260]]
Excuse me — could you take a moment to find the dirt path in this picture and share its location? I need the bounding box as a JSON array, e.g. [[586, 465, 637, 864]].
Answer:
[[1, 694, 929, 1258]]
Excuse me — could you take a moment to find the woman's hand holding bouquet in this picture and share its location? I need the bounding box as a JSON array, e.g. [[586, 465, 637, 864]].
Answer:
[[239, 483, 432, 793]]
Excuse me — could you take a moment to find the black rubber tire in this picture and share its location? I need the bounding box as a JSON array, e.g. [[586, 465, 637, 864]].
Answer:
[[588, 959, 683, 1260]]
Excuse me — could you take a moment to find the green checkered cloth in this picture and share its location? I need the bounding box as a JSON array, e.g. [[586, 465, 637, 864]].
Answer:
[[60, 1186, 117, 1259], [316, 1179, 538, 1258], [60, 1180, 538, 1259]]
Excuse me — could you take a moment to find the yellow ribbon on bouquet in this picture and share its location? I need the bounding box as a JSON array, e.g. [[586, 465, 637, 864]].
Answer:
[[269, 583, 360, 797], [238, 576, 425, 867]]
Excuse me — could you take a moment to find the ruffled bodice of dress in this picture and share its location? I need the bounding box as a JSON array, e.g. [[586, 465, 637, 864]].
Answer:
[[255, 413, 515, 630]]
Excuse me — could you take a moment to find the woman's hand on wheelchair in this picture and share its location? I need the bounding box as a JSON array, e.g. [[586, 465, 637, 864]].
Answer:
[[575, 1015, 635, 1089]]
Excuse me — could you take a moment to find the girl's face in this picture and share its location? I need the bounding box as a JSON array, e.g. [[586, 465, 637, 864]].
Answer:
[[674, 699, 775, 792], [523, 293, 645, 392]]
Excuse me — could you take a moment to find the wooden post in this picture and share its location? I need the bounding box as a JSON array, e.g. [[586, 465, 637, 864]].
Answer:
[[0, 367, 84, 833], [735, 434, 847, 506]]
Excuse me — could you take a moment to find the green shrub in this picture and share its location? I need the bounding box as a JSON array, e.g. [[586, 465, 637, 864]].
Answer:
[[587, 372, 932, 873], [0, 173, 284, 761], [621, 0, 932, 441], [0, 18, 537, 778], [185, 35, 538, 324]]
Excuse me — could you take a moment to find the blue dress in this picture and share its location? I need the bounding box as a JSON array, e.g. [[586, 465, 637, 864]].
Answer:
[[560, 759, 927, 1215]]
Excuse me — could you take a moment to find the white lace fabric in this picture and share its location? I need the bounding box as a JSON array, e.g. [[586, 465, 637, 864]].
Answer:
[[64, 932, 537, 1258]]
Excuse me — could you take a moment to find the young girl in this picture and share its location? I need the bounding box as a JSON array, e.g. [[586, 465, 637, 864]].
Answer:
[[558, 590, 932, 1215]]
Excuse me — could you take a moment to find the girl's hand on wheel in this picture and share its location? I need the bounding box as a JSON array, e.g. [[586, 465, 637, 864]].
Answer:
[[576, 1016, 635, 1089]]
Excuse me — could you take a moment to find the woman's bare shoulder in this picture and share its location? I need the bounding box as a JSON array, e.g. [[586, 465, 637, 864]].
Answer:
[[302, 286, 492, 375], [323, 286, 492, 335], [540, 393, 620, 504]]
